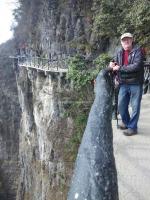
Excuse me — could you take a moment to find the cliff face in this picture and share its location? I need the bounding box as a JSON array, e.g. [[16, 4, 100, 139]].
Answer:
[[13, 1, 107, 200], [1, 0, 149, 199], [0, 41, 21, 199], [38, 0, 95, 57], [15, 0, 108, 58], [16, 68, 75, 200]]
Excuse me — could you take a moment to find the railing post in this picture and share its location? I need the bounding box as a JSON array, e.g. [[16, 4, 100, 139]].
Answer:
[[17, 56, 20, 65], [57, 60, 59, 71], [10, 54, 69, 73]]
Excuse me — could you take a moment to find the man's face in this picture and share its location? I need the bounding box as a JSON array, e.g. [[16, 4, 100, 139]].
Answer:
[[121, 37, 133, 51]]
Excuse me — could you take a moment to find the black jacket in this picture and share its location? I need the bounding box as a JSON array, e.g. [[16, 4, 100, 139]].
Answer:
[[114, 46, 144, 85]]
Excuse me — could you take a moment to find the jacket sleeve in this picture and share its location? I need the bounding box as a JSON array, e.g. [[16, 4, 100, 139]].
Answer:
[[119, 48, 143, 73], [113, 54, 118, 64]]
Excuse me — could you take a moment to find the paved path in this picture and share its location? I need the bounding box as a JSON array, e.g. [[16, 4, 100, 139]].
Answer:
[[113, 94, 150, 200]]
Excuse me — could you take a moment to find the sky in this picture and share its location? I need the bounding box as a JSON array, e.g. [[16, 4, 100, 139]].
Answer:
[[0, 0, 17, 44]]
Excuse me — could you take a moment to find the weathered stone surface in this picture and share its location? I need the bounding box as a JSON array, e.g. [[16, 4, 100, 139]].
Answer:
[[0, 40, 21, 199], [16, 68, 75, 200], [15, 0, 108, 59], [13, 1, 99, 199], [67, 69, 118, 200], [11, 1, 115, 199]]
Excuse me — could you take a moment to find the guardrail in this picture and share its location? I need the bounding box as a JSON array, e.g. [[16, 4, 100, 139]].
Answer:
[[10, 55, 69, 73], [9, 56, 150, 78], [143, 61, 150, 94]]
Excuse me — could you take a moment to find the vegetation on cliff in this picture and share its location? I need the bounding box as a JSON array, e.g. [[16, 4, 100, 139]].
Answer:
[[13, 0, 150, 54], [12, 0, 150, 169], [64, 53, 111, 161], [92, 0, 150, 51], [9, 1, 150, 199], [67, 53, 111, 89]]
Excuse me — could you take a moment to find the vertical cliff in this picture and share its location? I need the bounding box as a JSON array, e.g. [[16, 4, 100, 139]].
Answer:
[[13, 0, 113, 200], [0, 0, 149, 199], [14, 0, 109, 58], [16, 67, 77, 200], [0, 40, 21, 199]]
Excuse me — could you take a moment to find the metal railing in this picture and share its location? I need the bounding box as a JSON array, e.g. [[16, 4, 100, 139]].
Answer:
[[10, 55, 69, 73], [143, 61, 150, 94], [10, 55, 150, 80], [144, 62, 150, 79], [19, 55, 69, 72]]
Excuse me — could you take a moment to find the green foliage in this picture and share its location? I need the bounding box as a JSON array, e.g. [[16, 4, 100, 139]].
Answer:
[[64, 53, 112, 161], [67, 53, 112, 90], [92, 0, 122, 37], [122, 0, 150, 47], [67, 55, 91, 90], [92, 0, 150, 50], [93, 53, 112, 76]]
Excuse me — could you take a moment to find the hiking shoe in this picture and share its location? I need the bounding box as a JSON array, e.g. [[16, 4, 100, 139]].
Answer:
[[123, 128, 137, 136], [118, 122, 127, 130]]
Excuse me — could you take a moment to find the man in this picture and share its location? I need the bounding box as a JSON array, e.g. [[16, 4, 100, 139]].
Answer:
[[110, 32, 144, 136]]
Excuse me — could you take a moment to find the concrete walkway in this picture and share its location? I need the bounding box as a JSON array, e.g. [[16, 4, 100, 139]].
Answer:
[[113, 94, 150, 200]]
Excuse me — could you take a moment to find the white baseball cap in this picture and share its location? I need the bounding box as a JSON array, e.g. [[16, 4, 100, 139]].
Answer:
[[121, 32, 133, 40]]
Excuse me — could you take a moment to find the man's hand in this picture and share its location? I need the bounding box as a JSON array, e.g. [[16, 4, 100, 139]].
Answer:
[[112, 65, 120, 71], [109, 61, 116, 68], [109, 61, 120, 71]]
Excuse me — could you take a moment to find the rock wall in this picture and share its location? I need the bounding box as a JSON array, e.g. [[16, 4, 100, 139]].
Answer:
[[0, 41, 21, 199], [14, 1, 109, 199], [15, 0, 109, 58], [16, 68, 75, 200], [0, 0, 148, 199], [38, 0, 94, 57]]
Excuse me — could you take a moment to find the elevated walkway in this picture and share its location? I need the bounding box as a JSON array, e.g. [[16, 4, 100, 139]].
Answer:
[[10, 56, 150, 76], [10, 55, 69, 74], [113, 94, 150, 200]]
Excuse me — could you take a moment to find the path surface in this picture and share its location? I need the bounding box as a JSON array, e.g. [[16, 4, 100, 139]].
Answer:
[[113, 94, 150, 200]]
